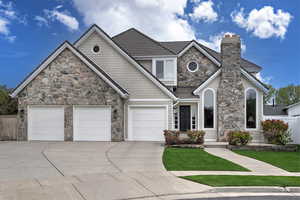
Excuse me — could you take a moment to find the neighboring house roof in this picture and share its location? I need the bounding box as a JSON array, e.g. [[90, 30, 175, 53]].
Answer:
[[113, 28, 262, 73], [74, 25, 177, 100], [264, 105, 288, 116], [285, 101, 300, 109], [10, 41, 129, 98], [112, 28, 176, 57]]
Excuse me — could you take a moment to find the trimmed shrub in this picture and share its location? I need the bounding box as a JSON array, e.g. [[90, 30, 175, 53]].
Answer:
[[228, 131, 252, 146], [187, 130, 205, 144], [163, 130, 180, 145], [261, 120, 292, 145]]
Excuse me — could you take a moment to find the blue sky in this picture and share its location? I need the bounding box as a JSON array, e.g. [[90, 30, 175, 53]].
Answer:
[[0, 0, 299, 89]]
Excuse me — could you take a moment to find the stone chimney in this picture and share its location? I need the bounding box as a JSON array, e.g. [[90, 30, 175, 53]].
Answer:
[[217, 34, 245, 141]]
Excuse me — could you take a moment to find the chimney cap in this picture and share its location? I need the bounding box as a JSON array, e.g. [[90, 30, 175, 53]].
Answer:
[[222, 34, 241, 44]]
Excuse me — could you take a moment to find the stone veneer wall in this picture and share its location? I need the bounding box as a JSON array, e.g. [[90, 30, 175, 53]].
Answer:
[[177, 47, 218, 87], [217, 35, 245, 141], [17, 49, 124, 141]]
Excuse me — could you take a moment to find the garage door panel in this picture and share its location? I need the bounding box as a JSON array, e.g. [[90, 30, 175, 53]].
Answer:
[[28, 106, 64, 141], [73, 106, 111, 141], [129, 107, 167, 141]]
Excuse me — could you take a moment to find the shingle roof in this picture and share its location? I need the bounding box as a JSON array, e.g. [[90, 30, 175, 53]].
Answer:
[[263, 105, 288, 116], [112, 28, 175, 57], [174, 86, 198, 98], [113, 29, 262, 73]]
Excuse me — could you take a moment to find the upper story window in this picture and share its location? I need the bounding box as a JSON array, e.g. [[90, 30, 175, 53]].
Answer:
[[92, 45, 100, 54], [152, 58, 176, 81], [246, 88, 257, 129], [187, 61, 199, 72], [203, 88, 215, 129]]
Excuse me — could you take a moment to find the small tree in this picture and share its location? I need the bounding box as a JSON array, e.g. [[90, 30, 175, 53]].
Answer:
[[261, 120, 292, 145], [0, 85, 17, 115]]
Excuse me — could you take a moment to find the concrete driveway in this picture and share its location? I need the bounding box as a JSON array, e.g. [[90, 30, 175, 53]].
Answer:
[[0, 141, 210, 200]]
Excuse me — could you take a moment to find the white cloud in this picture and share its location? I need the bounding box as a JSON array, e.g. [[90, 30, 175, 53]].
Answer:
[[198, 32, 246, 53], [231, 6, 292, 39], [0, 17, 9, 35], [44, 7, 79, 31], [71, 0, 195, 41], [189, 0, 218, 23], [34, 15, 48, 27], [256, 72, 272, 84]]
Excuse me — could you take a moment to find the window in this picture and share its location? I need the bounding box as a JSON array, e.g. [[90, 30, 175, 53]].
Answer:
[[92, 45, 100, 54], [153, 59, 176, 81], [187, 61, 198, 72], [246, 88, 257, 129], [203, 89, 215, 129]]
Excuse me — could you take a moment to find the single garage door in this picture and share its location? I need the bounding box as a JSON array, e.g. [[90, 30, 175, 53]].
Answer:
[[73, 106, 111, 141], [128, 106, 167, 141], [28, 106, 64, 141]]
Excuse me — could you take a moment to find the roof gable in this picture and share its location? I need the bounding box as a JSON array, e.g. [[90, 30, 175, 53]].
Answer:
[[193, 68, 269, 95], [11, 41, 129, 98]]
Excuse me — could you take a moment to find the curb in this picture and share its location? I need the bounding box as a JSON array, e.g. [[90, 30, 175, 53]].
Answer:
[[209, 186, 300, 193]]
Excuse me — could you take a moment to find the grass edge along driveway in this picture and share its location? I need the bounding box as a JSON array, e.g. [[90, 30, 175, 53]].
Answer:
[[163, 147, 249, 171], [182, 175, 300, 187], [233, 150, 300, 172]]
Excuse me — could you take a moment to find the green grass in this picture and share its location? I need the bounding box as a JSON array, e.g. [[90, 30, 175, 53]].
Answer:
[[163, 147, 249, 171], [233, 150, 300, 172], [182, 175, 300, 187]]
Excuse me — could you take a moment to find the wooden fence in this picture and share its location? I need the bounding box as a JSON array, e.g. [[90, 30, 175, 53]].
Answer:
[[263, 116, 300, 144], [0, 115, 17, 140]]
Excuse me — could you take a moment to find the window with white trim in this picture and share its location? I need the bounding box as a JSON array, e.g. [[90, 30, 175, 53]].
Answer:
[[153, 58, 176, 81], [203, 89, 215, 129], [246, 88, 257, 129]]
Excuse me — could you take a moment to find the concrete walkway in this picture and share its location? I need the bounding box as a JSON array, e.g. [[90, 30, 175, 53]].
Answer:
[[205, 148, 290, 175]]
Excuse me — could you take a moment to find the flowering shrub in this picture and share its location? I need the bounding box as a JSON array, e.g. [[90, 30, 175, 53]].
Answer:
[[261, 120, 292, 145], [163, 130, 180, 145], [228, 131, 252, 146], [187, 130, 205, 144], [163, 130, 206, 145]]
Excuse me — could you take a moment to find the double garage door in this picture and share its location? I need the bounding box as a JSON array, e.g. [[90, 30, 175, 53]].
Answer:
[[28, 106, 111, 141]]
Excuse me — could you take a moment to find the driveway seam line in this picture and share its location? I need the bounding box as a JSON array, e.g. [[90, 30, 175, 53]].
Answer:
[[105, 143, 123, 173], [41, 143, 65, 177], [72, 183, 88, 200]]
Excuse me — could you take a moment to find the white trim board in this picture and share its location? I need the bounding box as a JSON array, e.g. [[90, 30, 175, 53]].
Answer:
[[74, 25, 177, 100], [178, 41, 221, 67], [193, 69, 221, 95], [11, 42, 129, 98]]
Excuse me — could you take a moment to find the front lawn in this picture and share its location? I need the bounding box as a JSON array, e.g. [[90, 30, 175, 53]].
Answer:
[[182, 175, 300, 187], [163, 147, 249, 171], [233, 150, 300, 172]]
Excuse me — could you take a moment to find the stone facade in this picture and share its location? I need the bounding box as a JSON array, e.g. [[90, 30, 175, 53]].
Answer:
[[177, 46, 218, 87], [17, 48, 124, 141], [217, 35, 245, 141]]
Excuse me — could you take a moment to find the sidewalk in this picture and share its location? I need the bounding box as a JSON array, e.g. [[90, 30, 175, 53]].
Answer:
[[205, 148, 289, 175]]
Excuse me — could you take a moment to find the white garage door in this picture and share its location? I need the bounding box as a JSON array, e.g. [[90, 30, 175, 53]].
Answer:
[[73, 106, 111, 141], [28, 106, 64, 141], [128, 106, 167, 141]]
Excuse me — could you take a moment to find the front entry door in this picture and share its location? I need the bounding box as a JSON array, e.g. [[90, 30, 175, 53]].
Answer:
[[179, 105, 191, 131]]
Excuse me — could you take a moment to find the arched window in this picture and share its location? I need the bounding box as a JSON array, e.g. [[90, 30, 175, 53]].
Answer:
[[246, 88, 257, 129], [203, 89, 215, 129]]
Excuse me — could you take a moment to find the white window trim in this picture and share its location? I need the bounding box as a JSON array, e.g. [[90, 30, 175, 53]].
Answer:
[[202, 88, 216, 130], [152, 58, 177, 82], [91, 44, 100, 54], [187, 61, 199, 73], [245, 87, 258, 131]]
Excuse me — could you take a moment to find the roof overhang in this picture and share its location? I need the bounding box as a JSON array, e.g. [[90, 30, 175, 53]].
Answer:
[[285, 102, 300, 109], [10, 41, 129, 98], [193, 68, 269, 95], [74, 25, 177, 101], [178, 41, 221, 67]]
